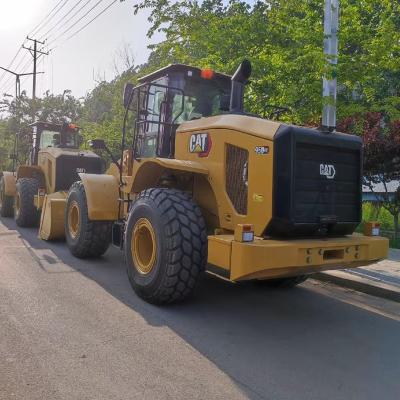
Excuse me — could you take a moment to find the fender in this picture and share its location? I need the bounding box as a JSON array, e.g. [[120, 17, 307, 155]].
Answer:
[[78, 173, 119, 220], [16, 165, 44, 181], [1, 171, 17, 196], [129, 158, 209, 193]]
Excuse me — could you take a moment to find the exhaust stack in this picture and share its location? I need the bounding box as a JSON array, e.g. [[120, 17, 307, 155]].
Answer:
[[230, 59, 252, 113], [322, 0, 339, 132]]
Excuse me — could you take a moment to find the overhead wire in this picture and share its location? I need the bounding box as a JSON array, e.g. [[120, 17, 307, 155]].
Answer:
[[38, 0, 88, 41], [47, 0, 107, 47], [45, 0, 94, 43], [2, 0, 121, 99], [29, 0, 70, 37], [63, 0, 118, 44], [0, 46, 25, 85]]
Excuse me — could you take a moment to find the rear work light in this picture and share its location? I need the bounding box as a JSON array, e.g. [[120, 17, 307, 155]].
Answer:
[[234, 224, 254, 243]]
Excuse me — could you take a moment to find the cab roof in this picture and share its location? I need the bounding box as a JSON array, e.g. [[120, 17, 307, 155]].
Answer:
[[29, 121, 63, 131], [138, 64, 232, 84], [28, 121, 80, 132]]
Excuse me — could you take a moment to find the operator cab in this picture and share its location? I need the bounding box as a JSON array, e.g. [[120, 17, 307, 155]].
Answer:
[[125, 64, 231, 159], [29, 122, 81, 165]]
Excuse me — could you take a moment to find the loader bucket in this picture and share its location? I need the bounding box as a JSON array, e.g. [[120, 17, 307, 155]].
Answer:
[[39, 192, 67, 240]]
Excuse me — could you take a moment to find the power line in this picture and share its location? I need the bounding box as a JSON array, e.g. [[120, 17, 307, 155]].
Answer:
[[0, 46, 25, 85], [64, 0, 118, 43], [47, 0, 107, 47], [38, 0, 88, 41], [46, 0, 93, 42], [29, 0, 70, 37]]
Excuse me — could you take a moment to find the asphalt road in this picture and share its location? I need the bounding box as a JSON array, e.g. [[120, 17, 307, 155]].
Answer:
[[1, 217, 400, 400]]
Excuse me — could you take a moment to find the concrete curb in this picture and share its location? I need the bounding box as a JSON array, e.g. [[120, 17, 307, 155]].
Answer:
[[313, 270, 400, 303]]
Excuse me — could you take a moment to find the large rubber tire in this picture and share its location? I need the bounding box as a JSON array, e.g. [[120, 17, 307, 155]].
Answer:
[[125, 188, 207, 305], [0, 177, 14, 217], [257, 275, 309, 289], [65, 181, 112, 258], [15, 178, 40, 227]]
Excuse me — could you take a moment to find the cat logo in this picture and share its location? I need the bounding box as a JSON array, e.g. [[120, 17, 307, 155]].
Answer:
[[319, 163, 336, 179], [189, 133, 211, 157]]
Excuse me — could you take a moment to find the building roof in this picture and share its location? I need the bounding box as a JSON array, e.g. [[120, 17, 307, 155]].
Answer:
[[362, 180, 399, 193]]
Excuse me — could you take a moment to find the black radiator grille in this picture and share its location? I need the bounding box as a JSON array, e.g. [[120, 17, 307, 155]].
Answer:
[[226, 144, 248, 215], [295, 143, 360, 223], [265, 124, 362, 237], [55, 154, 102, 192]]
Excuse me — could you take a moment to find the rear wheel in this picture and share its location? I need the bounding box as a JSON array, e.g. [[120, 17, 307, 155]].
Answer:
[[15, 178, 40, 227], [65, 181, 111, 258], [0, 177, 14, 217], [125, 188, 207, 305], [257, 275, 309, 288]]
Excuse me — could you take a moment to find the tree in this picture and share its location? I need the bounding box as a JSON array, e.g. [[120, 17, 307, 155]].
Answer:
[[132, 0, 400, 124], [338, 112, 400, 239]]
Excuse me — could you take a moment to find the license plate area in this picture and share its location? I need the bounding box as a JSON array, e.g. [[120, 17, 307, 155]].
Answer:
[[323, 248, 344, 261]]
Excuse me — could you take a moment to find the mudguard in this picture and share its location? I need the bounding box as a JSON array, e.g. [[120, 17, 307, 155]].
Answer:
[[78, 173, 119, 220], [1, 171, 16, 196]]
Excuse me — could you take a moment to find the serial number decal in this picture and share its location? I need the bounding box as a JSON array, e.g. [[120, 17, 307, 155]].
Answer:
[[255, 146, 269, 155]]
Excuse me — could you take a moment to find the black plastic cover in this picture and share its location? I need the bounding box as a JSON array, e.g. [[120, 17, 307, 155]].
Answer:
[[55, 153, 102, 192], [265, 125, 362, 238]]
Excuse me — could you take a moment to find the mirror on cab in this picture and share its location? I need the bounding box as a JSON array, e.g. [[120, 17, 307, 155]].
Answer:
[[123, 83, 135, 109], [88, 139, 107, 150]]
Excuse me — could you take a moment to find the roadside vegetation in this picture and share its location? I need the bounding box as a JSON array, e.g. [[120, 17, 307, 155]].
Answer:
[[1, 0, 399, 242]]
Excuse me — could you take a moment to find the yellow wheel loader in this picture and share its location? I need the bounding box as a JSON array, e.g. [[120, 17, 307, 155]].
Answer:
[[0, 122, 108, 247], [64, 61, 388, 304]]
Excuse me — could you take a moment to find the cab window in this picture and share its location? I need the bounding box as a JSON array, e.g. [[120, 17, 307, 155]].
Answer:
[[39, 130, 60, 149]]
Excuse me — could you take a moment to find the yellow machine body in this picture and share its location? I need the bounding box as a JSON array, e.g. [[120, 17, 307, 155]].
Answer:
[[15, 146, 101, 241], [39, 191, 68, 240], [81, 114, 389, 281]]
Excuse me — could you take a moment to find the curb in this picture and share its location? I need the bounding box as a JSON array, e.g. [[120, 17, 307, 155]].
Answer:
[[313, 270, 400, 303]]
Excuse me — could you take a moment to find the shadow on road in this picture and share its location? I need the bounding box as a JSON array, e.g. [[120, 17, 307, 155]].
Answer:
[[1, 217, 400, 400]]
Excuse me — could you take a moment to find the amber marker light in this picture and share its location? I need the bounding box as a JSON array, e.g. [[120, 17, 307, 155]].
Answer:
[[234, 224, 254, 242], [200, 68, 214, 79]]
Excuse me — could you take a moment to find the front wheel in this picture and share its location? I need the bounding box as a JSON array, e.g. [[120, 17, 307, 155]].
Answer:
[[0, 177, 14, 217], [125, 188, 207, 305], [65, 181, 111, 258]]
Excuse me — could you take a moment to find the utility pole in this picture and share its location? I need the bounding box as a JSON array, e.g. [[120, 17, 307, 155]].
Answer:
[[322, 0, 339, 132], [0, 67, 39, 171], [0, 66, 38, 117], [22, 37, 48, 100]]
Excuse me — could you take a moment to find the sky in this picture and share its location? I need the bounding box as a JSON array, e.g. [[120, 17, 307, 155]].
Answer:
[[0, 0, 156, 99]]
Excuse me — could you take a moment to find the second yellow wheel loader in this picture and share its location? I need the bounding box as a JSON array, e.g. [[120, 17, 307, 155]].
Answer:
[[0, 122, 108, 249], [63, 60, 388, 304]]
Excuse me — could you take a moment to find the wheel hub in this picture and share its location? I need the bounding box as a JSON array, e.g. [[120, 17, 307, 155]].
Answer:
[[68, 200, 80, 239], [132, 218, 157, 275]]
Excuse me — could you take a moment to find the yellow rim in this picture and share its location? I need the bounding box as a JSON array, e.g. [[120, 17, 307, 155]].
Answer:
[[131, 218, 157, 275], [68, 200, 80, 239]]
